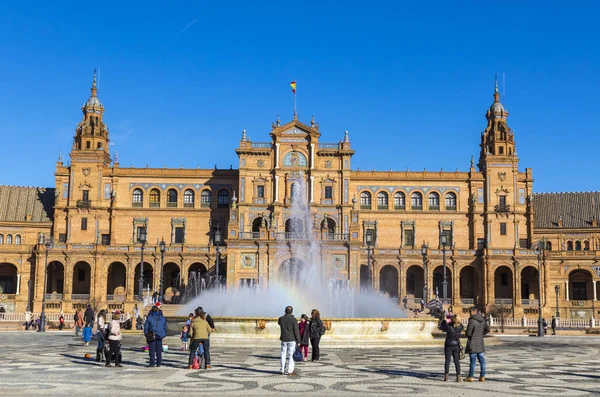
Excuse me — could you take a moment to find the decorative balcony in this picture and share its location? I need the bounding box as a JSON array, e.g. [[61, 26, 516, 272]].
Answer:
[[319, 143, 340, 150], [521, 299, 539, 306], [76, 200, 91, 209], [132, 202, 143, 208], [239, 232, 261, 239], [106, 294, 126, 301], [45, 294, 64, 301], [494, 298, 513, 305], [411, 205, 423, 211], [184, 202, 194, 208], [495, 204, 511, 213], [150, 202, 160, 208], [200, 202, 211, 208], [253, 198, 267, 204]]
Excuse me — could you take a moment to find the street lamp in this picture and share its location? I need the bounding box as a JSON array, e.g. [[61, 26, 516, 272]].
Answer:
[[554, 285, 560, 319], [214, 229, 222, 288], [421, 242, 428, 303], [441, 234, 449, 304], [159, 238, 166, 303], [535, 239, 545, 337], [137, 227, 147, 301], [39, 236, 51, 332], [366, 230, 374, 291]]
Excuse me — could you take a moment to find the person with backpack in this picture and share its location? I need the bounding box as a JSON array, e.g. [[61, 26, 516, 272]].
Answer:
[[105, 310, 122, 367], [439, 313, 464, 382], [84, 304, 95, 328], [309, 309, 325, 362], [144, 305, 168, 367], [465, 307, 490, 382]]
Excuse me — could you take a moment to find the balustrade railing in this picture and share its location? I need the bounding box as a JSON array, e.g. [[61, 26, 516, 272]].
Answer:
[[460, 298, 474, 305], [251, 142, 272, 149], [494, 298, 513, 305], [106, 294, 126, 301], [45, 294, 63, 300], [319, 143, 339, 149], [71, 294, 90, 300], [239, 232, 260, 239], [521, 299, 539, 306]]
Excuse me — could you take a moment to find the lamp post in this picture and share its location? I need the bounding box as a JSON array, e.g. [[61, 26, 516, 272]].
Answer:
[[535, 239, 545, 337], [214, 229, 222, 288], [159, 238, 166, 303], [39, 237, 51, 332], [366, 230, 374, 291], [137, 227, 147, 301], [421, 242, 428, 303], [554, 285, 559, 319], [441, 234, 448, 304]]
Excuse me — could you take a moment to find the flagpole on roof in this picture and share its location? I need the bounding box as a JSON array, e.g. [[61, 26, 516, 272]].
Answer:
[[294, 78, 297, 120]]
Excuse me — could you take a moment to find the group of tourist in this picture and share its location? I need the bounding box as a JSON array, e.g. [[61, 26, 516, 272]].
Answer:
[[278, 306, 325, 376]]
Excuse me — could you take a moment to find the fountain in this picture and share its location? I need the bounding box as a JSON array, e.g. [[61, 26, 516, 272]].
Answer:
[[170, 172, 437, 346]]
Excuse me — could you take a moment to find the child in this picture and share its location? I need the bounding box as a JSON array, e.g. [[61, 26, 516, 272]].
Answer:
[[180, 325, 189, 351], [82, 322, 93, 346], [298, 314, 309, 361]]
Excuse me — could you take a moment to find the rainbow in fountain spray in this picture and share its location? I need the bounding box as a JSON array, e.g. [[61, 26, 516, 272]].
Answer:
[[180, 172, 405, 318]]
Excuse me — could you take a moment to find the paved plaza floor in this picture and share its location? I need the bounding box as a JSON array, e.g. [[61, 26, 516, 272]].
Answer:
[[0, 332, 598, 396]]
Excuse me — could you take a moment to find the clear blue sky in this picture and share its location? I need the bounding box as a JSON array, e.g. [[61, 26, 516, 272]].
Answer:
[[1, 1, 599, 193]]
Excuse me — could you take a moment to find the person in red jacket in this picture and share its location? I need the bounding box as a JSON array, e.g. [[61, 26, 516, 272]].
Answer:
[[298, 314, 310, 361]]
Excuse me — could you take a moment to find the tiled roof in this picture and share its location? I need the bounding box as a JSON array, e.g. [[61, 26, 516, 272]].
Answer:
[[533, 192, 600, 229], [0, 186, 55, 223]]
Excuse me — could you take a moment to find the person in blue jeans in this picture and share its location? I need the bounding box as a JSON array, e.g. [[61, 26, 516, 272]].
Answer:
[[144, 304, 167, 367], [465, 306, 490, 382]]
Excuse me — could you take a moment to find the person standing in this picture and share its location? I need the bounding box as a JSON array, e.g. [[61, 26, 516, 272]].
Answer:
[[439, 313, 464, 382], [74, 309, 84, 336], [144, 305, 168, 367], [465, 307, 490, 382], [309, 309, 325, 362], [187, 307, 212, 369], [298, 314, 310, 361], [105, 310, 122, 367], [82, 322, 93, 346], [551, 316, 557, 335], [402, 296, 408, 309], [278, 306, 300, 375], [96, 310, 107, 362], [196, 307, 215, 368], [84, 304, 95, 328], [58, 313, 65, 330]]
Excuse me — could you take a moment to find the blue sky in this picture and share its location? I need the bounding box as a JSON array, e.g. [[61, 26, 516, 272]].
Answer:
[[1, 1, 599, 192]]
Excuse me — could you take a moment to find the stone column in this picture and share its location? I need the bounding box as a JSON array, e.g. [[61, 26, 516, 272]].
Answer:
[[565, 280, 569, 301], [309, 176, 315, 203], [594, 281, 597, 301], [63, 260, 72, 301], [514, 264, 522, 307], [275, 143, 280, 169], [275, 176, 280, 202], [452, 263, 459, 306], [310, 144, 315, 169]]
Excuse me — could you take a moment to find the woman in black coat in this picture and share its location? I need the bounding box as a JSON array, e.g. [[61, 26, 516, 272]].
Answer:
[[439, 313, 464, 382], [309, 309, 325, 361]]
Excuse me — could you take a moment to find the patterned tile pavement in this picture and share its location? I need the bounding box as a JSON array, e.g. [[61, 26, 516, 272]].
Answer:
[[0, 332, 599, 396]]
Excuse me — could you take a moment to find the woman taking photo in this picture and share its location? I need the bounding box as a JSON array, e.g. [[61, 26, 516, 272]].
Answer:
[[309, 309, 325, 361], [439, 313, 464, 382]]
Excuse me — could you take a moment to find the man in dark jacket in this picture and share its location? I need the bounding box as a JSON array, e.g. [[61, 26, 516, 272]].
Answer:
[[465, 307, 490, 382], [278, 306, 300, 376], [144, 305, 168, 367], [84, 304, 95, 328]]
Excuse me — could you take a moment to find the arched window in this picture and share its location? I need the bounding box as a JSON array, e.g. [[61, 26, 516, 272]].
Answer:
[[149, 189, 161, 208], [394, 192, 405, 210], [583, 241, 590, 251], [411, 192, 423, 210], [15, 235, 21, 245], [184, 189, 195, 208], [428, 192, 440, 210], [6, 234, 12, 244], [167, 189, 178, 207], [360, 191, 372, 209], [546, 241, 552, 251], [0, 234, 3, 244], [567, 241, 573, 251], [377, 192, 388, 210], [445, 192, 457, 211], [218, 190, 229, 208], [201, 190, 212, 208], [575, 241, 582, 251], [132, 188, 143, 207]]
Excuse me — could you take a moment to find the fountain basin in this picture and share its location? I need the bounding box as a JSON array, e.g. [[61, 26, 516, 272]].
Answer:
[[167, 317, 440, 348]]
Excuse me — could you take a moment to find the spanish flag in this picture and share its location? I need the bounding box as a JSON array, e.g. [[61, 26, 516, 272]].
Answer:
[[290, 80, 296, 94]]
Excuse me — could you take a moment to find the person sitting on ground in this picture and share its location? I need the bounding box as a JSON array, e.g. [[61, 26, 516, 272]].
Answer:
[[187, 308, 212, 369], [439, 313, 464, 382]]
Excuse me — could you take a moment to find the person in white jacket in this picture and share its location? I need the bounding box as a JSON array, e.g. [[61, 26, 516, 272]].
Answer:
[[106, 310, 122, 367], [95, 310, 107, 362]]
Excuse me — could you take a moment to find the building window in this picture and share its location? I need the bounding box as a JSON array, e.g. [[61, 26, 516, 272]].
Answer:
[[324, 186, 332, 200], [499, 195, 507, 207], [183, 189, 194, 207], [167, 189, 178, 207], [377, 192, 388, 210], [59, 233, 67, 243], [403, 229, 414, 247], [584, 241, 590, 251], [201, 190, 212, 208], [567, 241, 573, 251], [546, 241, 552, 251], [82, 190, 89, 202], [499, 146, 504, 154], [428, 193, 440, 210], [149, 189, 161, 208], [500, 223, 506, 236], [14, 235, 21, 245], [132, 188, 143, 207], [394, 192, 405, 210], [101, 234, 110, 245], [411, 192, 423, 210], [174, 227, 184, 244], [500, 273, 508, 286], [81, 218, 88, 231], [86, 141, 91, 149], [6, 235, 12, 244], [78, 268, 85, 282], [0, 234, 3, 244], [575, 241, 582, 251], [445, 193, 457, 211], [477, 238, 486, 250], [519, 239, 528, 248], [257, 185, 265, 199], [218, 190, 229, 208], [360, 191, 371, 210]]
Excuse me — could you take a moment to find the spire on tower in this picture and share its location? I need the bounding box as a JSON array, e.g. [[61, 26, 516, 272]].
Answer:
[[91, 69, 98, 97]]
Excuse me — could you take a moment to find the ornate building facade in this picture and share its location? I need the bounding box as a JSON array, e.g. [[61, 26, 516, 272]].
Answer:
[[0, 73, 599, 319]]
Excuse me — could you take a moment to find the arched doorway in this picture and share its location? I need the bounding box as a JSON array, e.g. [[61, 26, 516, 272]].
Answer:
[[360, 265, 370, 291], [460, 266, 478, 304], [379, 265, 399, 299], [321, 217, 336, 239], [163, 262, 181, 302], [433, 266, 453, 300], [134, 262, 153, 296], [106, 262, 126, 298], [46, 261, 64, 295], [0, 263, 18, 294], [494, 266, 513, 303], [72, 261, 91, 297], [406, 265, 424, 298], [569, 270, 593, 300], [278, 258, 306, 284], [520, 266, 539, 303]]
